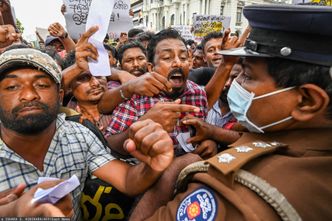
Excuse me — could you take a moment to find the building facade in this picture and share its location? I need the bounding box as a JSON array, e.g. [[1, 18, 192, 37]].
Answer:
[[135, 0, 291, 36], [131, 0, 145, 27]]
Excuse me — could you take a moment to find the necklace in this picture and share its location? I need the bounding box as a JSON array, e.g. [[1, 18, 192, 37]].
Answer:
[[76, 105, 105, 131]]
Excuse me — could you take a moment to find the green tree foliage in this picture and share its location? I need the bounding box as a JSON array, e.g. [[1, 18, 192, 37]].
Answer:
[[16, 18, 24, 34]]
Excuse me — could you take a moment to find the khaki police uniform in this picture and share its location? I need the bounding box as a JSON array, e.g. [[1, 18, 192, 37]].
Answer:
[[145, 128, 332, 221], [139, 4, 332, 221]]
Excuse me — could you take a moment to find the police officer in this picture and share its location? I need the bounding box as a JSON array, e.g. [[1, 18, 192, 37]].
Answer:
[[129, 4, 332, 221]]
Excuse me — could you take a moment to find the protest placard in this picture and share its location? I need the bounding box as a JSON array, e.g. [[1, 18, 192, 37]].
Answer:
[[63, 0, 133, 40], [292, 0, 331, 4], [171, 25, 194, 41], [192, 15, 231, 42]]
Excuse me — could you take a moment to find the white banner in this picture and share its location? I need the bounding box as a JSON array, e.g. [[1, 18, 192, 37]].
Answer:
[[63, 0, 133, 40], [171, 25, 194, 41]]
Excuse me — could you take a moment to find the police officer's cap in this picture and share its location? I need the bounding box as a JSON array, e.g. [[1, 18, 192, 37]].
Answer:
[[219, 4, 332, 66]]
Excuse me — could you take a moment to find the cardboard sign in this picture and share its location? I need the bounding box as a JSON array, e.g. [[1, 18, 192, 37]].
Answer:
[[192, 15, 231, 42], [63, 0, 133, 40], [292, 0, 331, 4]]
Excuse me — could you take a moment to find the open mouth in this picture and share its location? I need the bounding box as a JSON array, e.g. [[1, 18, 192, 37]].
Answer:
[[168, 69, 185, 88]]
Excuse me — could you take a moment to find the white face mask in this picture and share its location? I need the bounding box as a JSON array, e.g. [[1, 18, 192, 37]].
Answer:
[[227, 80, 295, 133]]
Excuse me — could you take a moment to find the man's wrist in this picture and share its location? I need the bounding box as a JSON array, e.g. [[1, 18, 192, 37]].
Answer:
[[120, 84, 133, 101], [60, 31, 68, 39]]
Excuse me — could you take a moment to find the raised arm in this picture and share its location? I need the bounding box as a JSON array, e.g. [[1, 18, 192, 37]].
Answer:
[[205, 27, 251, 109], [98, 71, 172, 114], [48, 22, 76, 52], [62, 26, 99, 94]]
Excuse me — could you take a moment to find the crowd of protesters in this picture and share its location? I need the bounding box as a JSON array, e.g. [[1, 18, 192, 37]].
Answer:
[[0, 1, 332, 220]]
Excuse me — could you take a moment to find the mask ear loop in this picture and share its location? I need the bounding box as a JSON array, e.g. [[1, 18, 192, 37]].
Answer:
[[253, 86, 296, 100], [259, 116, 293, 130]]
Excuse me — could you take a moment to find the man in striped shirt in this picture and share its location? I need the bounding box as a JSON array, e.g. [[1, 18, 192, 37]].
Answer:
[[0, 48, 174, 219]]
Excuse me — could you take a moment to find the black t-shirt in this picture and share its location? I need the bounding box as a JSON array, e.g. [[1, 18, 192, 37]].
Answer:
[[188, 67, 215, 86]]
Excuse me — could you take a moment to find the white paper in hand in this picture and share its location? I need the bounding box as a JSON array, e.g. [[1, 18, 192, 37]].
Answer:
[[32, 175, 80, 204], [177, 132, 196, 153], [86, 0, 114, 76]]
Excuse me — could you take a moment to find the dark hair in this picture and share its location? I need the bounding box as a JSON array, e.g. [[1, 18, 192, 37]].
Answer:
[[201, 31, 224, 53], [136, 31, 154, 43], [104, 44, 118, 60], [194, 44, 203, 52], [186, 39, 195, 46], [117, 41, 146, 65], [128, 28, 144, 39], [147, 28, 186, 63], [104, 34, 110, 43], [39, 48, 64, 69], [266, 58, 332, 119]]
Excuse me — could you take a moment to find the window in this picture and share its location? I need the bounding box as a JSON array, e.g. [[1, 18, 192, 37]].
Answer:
[[162, 16, 165, 29], [236, 7, 243, 25], [171, 14, 175, 25]]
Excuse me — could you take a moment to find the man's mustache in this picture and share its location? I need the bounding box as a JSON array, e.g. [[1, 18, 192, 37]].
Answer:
[[132, 68, 146, 73], [167, 68, 184, 79], [12, 101, 49, 115]]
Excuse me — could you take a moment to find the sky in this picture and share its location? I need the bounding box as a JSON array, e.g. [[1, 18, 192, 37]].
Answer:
[[10, 0, 66, 41]]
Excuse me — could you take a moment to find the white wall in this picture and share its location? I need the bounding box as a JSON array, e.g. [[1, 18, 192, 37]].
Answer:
[[141, 0, 291, 33]]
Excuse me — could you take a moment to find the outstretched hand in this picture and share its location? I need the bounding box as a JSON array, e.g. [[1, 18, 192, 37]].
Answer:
[[0, 183, 26, 205], [221, 26, 251, 64], [2, 180, 73, 217], [127, 71, 172, 97], [182, 115, 213, 144], [140, 99, 200, 132], [124, 119, 174, 172], [75, 26, 99, 72]]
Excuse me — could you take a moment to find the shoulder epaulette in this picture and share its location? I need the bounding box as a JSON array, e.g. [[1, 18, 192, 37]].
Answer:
[[207, 140, 287, 176], [175, 140, 287, 194]]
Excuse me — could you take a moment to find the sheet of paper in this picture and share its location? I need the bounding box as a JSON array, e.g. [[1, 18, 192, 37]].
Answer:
[[32, 175, 80, 204], [63, 0, 133, 40], [177, 132, 196, 153], [85, 0, 113, 76]]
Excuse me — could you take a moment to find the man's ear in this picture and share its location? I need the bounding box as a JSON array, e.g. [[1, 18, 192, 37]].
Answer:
[[291, 84, 330, 122], [59, 88, 65, 106], [147, 62, 154, 72]]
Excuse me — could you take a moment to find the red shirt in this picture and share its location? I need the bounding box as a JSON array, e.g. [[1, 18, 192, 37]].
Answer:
[[106, 80, 208, 155]]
